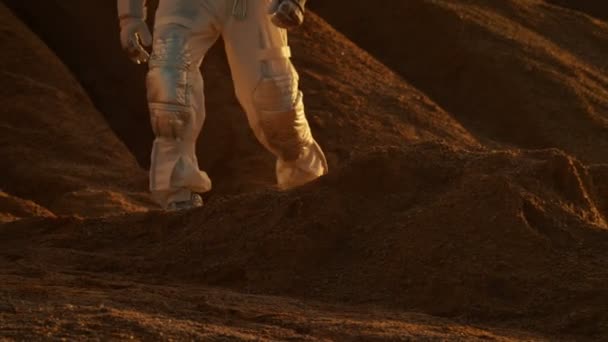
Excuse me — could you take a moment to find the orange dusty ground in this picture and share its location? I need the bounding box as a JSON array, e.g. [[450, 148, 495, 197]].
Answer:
[[1, 0, 608, 340]]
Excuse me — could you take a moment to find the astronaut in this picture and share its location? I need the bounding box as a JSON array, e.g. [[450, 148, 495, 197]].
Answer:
[[117, 0, 328, 210]]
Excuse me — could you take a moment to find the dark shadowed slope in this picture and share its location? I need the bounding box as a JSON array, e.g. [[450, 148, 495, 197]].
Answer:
[[0, 3, 152, 219], [546, 0, 608, 20]]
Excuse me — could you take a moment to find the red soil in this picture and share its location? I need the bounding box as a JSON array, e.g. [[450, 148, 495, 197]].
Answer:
[[1, 0, 608, 340]]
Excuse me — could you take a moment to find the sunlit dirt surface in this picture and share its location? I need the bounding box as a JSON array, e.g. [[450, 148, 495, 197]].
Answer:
[[1, 273, 543, 341]]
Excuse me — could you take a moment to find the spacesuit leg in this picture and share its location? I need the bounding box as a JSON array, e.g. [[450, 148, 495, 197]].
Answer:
[[222, 0, 328, 189], [147, 16, 219, 208]]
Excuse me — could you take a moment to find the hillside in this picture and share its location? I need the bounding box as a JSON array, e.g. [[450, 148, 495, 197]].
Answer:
[[0, 2, 151, 220], [310, 0, 608, 164]]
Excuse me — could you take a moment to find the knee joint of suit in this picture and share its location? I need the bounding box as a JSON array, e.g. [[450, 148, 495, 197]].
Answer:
[[253, 67, 313, 161], [147, 25, 192, 140]]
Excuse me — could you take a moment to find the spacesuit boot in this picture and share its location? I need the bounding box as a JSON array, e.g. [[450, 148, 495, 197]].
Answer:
[[166, 193, 203, 211], [118, 0, 327, 209]]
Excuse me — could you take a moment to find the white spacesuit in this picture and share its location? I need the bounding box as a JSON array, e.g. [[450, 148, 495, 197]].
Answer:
[[117, 0, 328, 210]]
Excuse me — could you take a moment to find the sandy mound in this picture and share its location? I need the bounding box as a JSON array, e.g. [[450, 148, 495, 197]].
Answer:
[[4, 143, 608, 337], [0, 3, 152, 218], [160, 144, 608, 335], [3, 0, 478, 195], [310, 0, 608, 165]]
